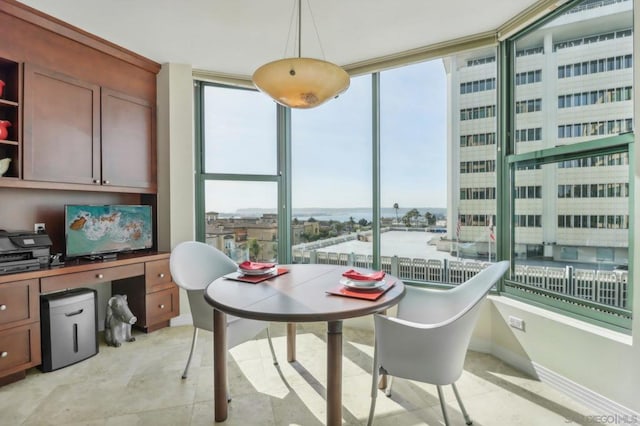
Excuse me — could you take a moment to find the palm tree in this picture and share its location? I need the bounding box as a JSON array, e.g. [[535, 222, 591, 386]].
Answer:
[[393, 203, 399, 224]]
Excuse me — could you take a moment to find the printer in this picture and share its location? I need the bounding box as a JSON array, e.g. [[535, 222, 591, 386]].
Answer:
[[0, 230, 52, 275]]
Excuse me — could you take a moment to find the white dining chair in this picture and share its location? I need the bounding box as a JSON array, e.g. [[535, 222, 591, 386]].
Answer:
[[367, 260, 510, 426], [169, 241, 277, 383]]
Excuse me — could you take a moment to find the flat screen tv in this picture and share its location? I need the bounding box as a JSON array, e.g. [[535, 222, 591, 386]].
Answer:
[[64, 204, 153, 260]]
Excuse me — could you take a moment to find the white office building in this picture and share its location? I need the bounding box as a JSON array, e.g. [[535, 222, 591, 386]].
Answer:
[[448, 0, 631, 266]]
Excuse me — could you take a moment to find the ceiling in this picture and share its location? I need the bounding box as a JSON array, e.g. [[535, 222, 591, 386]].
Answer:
[[17, 0, 551, 79]]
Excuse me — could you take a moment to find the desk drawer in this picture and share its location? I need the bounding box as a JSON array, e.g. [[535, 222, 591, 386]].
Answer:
[[146, 286, 179, 326], [0, 279, 39, 331], [41, 264, 144, 293], [0, 323, 41, 376], [145, 259, 173, 292]]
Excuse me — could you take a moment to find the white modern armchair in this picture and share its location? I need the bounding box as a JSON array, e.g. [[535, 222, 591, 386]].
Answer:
[[169, 241, 277, 382], [367, 260, 510, 426]]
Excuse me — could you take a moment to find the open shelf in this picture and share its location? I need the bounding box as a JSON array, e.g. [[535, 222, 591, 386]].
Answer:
[[0, 57, 20, 179]]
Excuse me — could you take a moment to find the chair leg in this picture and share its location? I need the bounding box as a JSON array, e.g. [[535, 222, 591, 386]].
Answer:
[[181, 327, 199, 379], [452, 383, 472, 425], [266, 326, 278, 365], [436, 385, 451, 426], [385, 376, 394, 397], [367, 346, 379, 426]]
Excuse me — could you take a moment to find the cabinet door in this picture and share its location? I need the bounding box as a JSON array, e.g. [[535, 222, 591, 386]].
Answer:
[[23, 64, 100, 185], [101, 88, 156, 190]]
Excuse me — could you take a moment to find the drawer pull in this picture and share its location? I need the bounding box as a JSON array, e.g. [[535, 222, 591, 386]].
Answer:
[[1, 351, 7, 358], [0, 304, 6, 311], [96, 273, 104, 279], [103, 180, 110, 185], [159, 273, 165, 278], [159, 304, 165, 309]]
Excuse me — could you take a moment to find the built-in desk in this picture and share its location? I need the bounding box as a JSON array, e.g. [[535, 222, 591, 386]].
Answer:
[[0, 252, 179, 386]]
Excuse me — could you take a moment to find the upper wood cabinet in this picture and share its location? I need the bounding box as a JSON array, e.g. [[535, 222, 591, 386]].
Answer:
[[101, 88, 155, 190], [23, 63, 100, 185], [22, 64, 156, 192]]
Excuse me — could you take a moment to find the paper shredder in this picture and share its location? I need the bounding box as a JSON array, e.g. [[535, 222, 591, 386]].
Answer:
[[40, 288, 98, 372]]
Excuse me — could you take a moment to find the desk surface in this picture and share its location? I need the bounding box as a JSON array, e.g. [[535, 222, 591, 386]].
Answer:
[[0, 251, 169, 284], [204, 263, 405, 322]]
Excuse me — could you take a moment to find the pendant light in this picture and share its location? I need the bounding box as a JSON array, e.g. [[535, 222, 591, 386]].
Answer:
[[252, 0, 350, 109]]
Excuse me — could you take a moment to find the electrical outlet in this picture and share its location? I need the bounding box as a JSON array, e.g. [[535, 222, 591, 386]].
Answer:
[[34, 223, 46, 233], [509, 315, 525, 331]]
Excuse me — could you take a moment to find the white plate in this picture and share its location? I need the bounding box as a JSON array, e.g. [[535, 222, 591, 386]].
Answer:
[[239, 266, 277, 276], [340, 278, 386, 291]]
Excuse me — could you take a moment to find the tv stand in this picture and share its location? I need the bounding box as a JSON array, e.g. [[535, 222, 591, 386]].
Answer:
[[84, 253, 118, 261]]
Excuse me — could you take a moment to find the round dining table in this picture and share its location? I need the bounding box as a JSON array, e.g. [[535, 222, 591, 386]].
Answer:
[[204, 263, 405, 426]]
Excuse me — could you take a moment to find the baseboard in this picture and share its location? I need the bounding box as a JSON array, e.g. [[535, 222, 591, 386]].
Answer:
[[169, 313, 193, 327], [532, 362, 640, 420]]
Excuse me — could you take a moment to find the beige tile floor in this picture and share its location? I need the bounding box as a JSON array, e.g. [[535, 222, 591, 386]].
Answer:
[[0, 323, 597, 425]]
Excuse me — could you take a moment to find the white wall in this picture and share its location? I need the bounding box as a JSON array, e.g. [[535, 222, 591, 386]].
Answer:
[[157, 63, 197, 322]]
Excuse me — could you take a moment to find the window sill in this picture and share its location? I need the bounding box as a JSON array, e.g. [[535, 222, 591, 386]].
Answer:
[[488, 294, 633, 345]]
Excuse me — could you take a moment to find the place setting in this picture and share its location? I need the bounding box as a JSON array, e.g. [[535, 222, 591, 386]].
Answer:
[[326, 268, 396, 300], [224, 260, 289, 283]]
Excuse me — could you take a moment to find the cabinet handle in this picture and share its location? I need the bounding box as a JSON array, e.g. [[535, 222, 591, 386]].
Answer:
[[159, 273, 165, 278], [93, 179, 100, 184], [159, 304, 165, 309], [1, 352, 7, 358], [0, 304, 6, 311], [96, 273, 104, 279], [103, 180, 110, 185]]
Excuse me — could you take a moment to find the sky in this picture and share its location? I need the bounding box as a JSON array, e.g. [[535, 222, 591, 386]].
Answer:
[[203, 59, 448, 214]]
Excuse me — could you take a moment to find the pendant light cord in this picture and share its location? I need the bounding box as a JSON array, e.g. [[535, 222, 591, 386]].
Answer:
[[282, 0, 326, 60]]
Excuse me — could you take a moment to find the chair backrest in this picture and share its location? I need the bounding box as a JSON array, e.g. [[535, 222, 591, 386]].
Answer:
[[398, 260, 510, 324], [170, 241, 238, 291], [170, 241, 238, 331], [375, 260, 509, 385]]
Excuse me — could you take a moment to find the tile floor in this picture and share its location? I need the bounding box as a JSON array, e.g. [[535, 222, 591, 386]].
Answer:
[[0, 323, 597, 425]]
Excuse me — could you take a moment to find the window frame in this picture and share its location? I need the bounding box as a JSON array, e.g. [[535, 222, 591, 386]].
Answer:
[[498, 0, 634, 332]]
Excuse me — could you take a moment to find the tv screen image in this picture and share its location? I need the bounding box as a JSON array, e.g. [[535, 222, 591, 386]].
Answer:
[[65, 205, 153, 259]]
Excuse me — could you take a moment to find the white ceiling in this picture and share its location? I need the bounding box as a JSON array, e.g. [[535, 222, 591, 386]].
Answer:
[[18, 0, 547, 78]]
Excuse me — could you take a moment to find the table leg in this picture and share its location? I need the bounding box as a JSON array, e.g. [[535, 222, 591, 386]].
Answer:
[[287, 322, 296, 362], [327, 320, 343, 426], [213, 309, 227, 422]]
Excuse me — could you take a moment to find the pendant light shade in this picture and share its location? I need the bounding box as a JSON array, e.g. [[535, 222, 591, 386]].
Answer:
[[252, 57, 350, 109], [252, 0, 350, 109]]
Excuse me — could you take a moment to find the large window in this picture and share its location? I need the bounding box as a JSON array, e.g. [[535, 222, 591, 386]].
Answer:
[[194, 0, 634, 332], [504, 0, 633, 329], [198, 85, 280, 263], [290, 75, 372, 265]]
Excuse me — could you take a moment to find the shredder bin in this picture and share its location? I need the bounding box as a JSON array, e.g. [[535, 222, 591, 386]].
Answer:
[[40, 288, 98, 372]]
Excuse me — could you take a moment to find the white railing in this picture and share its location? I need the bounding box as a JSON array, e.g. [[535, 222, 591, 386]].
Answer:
[[292, 248, 629, 309]]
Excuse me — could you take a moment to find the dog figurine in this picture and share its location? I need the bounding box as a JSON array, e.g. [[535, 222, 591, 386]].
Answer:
[[105, 294, 137, 347]]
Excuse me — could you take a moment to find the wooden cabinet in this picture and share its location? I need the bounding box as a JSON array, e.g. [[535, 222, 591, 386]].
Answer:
[[101, 88, 155, 190], [0, 279, 40, 384], [113, 258, 179, 333], [22, 64, 156, 191], [23, 63, 100, 185], [0, 57, 20, 180]]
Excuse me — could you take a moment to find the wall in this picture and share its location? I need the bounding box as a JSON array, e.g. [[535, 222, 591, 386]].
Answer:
[[157, 63, 196, 324]]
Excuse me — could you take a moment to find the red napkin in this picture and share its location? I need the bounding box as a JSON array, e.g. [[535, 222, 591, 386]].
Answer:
[[239, 261, 276, 270], [342, 269, 386, 281]]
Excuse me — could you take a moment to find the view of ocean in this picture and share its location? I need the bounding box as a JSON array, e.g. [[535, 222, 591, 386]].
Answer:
[[228, 207, 447, 223]]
